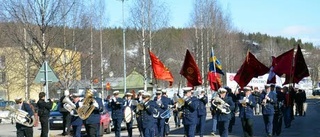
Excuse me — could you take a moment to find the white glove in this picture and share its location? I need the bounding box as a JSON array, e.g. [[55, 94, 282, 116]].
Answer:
[[79, 102, 83, 107], [70, 110, 74, 115], [93, 100, 99, 108], [245, 98, 249, 103], [221, 108, 227, 113], [225, 103, 230, 107]]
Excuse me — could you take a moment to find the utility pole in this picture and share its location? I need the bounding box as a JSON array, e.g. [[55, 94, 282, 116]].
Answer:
[[118, 0, 127, 93]]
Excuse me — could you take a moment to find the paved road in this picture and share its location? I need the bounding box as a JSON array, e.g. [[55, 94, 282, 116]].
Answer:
[[1, 98, 320, 137]]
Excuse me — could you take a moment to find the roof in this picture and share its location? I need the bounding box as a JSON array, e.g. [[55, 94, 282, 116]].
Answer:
[[113, 70, 153, 89]]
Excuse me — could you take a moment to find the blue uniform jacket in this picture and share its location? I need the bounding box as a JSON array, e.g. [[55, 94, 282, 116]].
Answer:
[[260, 91, 277, 115], [16, 102, 34, 129], [215, 96, 235, 121], [182, 96, 199, 125], [85, 97, 103, 124], [71, 101, 83, 126], [238, 94, 256, 119], [141, 100, 157, 129], [197, 95, 208, 116], [110, 97, 124, 119]]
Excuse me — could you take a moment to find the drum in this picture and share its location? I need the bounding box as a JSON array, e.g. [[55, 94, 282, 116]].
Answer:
[[124, 106, 133, 123]]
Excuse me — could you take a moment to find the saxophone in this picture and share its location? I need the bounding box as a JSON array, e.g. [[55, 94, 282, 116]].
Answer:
[[78, 90, 96, 120]]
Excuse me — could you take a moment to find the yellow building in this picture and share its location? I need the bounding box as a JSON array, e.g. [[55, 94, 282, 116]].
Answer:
[[0, 47, 81, 101]]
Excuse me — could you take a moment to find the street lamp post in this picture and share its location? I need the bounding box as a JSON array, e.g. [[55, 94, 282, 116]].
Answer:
[[119, 0, 127, 93]]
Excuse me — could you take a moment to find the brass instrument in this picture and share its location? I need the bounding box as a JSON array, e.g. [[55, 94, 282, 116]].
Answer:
[[63, 96, 76, 113], [136, 103, 144, 111], [6, 106, 34, 127], [211, 96, 231, 114], [160, 109, 171, 119], [78, 90, 96, 120]]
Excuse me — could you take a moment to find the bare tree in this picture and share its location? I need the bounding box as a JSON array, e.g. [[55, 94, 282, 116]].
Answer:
[[128, 0, 170, 89]]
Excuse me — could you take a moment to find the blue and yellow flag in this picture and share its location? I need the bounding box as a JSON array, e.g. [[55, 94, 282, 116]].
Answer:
[[209, 49, 224, 75]]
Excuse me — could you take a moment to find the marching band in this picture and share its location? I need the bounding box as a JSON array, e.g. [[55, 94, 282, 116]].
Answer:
[[7, 84, 305, 137]]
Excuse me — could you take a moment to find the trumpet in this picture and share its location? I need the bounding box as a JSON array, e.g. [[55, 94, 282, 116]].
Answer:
[[160, 109, 171, 119]]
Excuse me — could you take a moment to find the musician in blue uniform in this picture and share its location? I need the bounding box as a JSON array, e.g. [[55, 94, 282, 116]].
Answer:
[[14, 97, 34, 137], [141, 92, 157, 137], [109, 90, 124, 137], [181, 87, 199, 137], [260, 84, 277, 137], [136, 90, 144, 137], [124, 92, 136, 137], [154, 88, 169, 137], [70, 93, 83, 137], [213, 88, 235, 137], [196, 89, 208, 137], [238, 87, 256, 137], [161, 89, 172, 137], [83, 90, 103, 137], [273, 86, 285, 136]]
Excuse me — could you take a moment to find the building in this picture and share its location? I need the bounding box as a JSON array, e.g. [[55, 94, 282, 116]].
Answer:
[[0, 47, 81, 101]]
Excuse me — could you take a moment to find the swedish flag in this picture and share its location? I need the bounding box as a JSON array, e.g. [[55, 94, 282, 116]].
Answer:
[[209, 50, 224, 75]]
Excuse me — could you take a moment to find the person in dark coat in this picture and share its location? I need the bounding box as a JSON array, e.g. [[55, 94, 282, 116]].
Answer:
[[109, 90, 124, 137], [14, 97, 34, 137], [238, 87, 256, 137], [162, 89, 173, 137], [213, 88, 235, 137], [70, 93, 83, 137], [196, 89, 208, 137], [37, 92, 53, 137], [182, 87, 199, 137], [260, 84, 277, 137]]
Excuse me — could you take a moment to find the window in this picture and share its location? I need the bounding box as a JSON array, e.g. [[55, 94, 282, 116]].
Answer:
[[0, 72, 6, 84], [0, 56, 5, 69]]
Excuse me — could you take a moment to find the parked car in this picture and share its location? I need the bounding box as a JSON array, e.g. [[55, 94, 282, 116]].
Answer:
[[49, 103, 63, 129], [312, 88, 320, 96]]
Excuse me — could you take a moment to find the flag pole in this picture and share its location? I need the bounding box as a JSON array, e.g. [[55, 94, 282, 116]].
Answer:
[[211, 47, 219, 91], [289, 45, 297, 87]]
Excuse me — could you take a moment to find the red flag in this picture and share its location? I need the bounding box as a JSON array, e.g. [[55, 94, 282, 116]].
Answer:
[[180, 49, 202, 87], [284, 45, 310, 84], [293, 45, 310, 83], [207, 72, 222, 91], [272, 49, 294, 76], [149, 50, 174, 86], [234, 52, 269, 88]]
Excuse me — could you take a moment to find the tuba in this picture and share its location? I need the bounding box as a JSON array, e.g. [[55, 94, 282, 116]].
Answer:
[[6, 106, 35, 127], [63, 96, 76, 113], [212, 96, 231, 114], [78, 90, 96, 120]]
